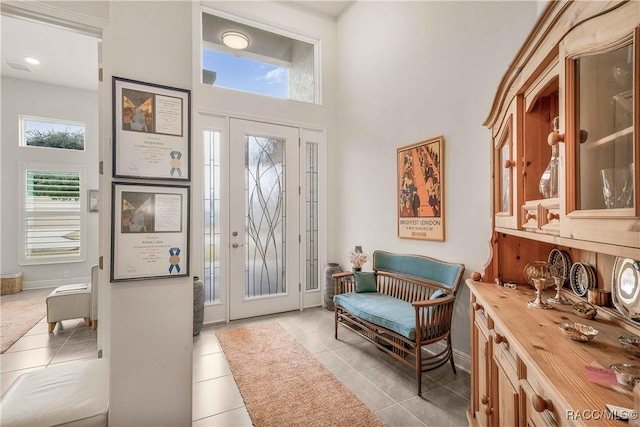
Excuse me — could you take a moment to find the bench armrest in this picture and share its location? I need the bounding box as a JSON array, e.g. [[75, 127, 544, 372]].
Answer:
[[333, 271, 355, 295], [411, 294, 455, 308], [413, 294, 456, 342]]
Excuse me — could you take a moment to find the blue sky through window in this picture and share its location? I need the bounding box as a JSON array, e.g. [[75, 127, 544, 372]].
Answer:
[[203, 49, 288, 99]]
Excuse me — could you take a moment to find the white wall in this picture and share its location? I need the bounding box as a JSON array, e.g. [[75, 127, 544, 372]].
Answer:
[[0, 77, 99, 286], [333, 1, 539, 359], [100, 2, 193, 425]]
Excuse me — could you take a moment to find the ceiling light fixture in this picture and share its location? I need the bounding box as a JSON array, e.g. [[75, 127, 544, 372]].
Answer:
[[24, 56, 40, 65], [221, 31, 249, 50]]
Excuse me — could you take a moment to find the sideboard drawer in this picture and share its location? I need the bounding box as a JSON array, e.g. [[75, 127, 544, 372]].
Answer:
[[521, 378, 559, 427]]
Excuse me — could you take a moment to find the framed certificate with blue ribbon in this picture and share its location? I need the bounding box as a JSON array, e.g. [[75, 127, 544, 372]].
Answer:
[[112, 76, 190, 180], [111, 182, 189, 282]]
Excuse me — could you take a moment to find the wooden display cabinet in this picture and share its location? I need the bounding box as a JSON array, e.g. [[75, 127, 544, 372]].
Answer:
[[561, 6, 639, 248], [470, 2, 640, 427]]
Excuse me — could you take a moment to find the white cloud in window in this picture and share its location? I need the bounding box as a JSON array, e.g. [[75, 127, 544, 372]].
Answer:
[[261, 67, 287, 84]]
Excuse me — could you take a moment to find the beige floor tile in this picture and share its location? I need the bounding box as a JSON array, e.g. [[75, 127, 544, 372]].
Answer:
[[48, 339, 97, 364], [314, 349, 358, 377], [376, 403, 426, 427], [192, 407, 252, 426], [2, 305, 471, 425], [192, 375, 245, 421], [401, 387, 470, 427], [339, 371, 395, 411], [360, 363, 434, 402], [4, 331, 70, 352], [67, 325, 97, 342], [332, 339, 392, 371], [193, 352, 231, 383], [0, 347, 59, 373], [193, 334, 222, 358]]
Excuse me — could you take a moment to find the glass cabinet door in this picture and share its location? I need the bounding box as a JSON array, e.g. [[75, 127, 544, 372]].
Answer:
[[568, 42, 635, 213], [494, 114, 519, 230], [497, 118, 513, 215]]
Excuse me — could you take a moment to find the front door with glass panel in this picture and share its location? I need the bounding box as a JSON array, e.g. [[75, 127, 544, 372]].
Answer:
[[229, 119, 300, 320]]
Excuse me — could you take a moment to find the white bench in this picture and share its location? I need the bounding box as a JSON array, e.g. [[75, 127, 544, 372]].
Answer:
[[46, 265, 99, 333], [0, 359, 108, 427]]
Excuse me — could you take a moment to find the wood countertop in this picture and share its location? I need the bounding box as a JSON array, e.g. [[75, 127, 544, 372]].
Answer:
[[468, 279, 639, 426]]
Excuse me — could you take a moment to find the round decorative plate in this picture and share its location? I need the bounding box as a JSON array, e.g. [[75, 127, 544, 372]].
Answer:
[[570, 262, 595, 297], [548, 249, 571, 284], [612, 258, 640, 321]]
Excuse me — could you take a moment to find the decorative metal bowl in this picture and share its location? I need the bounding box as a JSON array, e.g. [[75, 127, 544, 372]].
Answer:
[[558, 322, 598, 342], [572, 301, 597, 320], [610, 363, 640, 388], [524, 261, 553, 289], [618, 335, 640, 357]]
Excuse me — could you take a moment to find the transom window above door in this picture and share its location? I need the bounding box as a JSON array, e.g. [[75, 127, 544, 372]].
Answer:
[[201, 11, 317, 104]]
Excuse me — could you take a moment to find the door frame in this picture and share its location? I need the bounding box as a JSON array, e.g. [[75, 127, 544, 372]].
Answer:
[[228, 118, 301, 320], [194, 111, 327, 324]]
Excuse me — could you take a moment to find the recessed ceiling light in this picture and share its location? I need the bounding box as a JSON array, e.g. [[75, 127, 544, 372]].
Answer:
[[24, 57, 40, 65], [221, 31, 249, 50]]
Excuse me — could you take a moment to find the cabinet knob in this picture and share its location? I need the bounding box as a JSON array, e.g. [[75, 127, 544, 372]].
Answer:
[[494, 334, 506, 345], [484, 406, 493, 416], [547, 212, 559, 221], [532, 394, 554, 413], [481, 395, 489, 405], [472, 302, 483, 312], [504, 159, 516, 169], [547, 131, 564, 146], [526, 212, 536, 221], [579, 129, 589, 144]]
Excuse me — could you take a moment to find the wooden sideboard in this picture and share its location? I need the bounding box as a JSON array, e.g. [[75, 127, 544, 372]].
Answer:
[[470, 1, 640, 425], [467, 279, 638, 427]]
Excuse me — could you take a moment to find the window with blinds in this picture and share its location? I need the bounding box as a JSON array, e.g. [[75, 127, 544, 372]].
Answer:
[[22, 165, 84, 263]]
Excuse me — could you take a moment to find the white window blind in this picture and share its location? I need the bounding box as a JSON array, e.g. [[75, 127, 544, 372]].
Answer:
[[23, 166, 83, 263]]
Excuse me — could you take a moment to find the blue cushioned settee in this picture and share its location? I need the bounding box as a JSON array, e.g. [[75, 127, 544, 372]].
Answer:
[[333, 250, 465, 396]]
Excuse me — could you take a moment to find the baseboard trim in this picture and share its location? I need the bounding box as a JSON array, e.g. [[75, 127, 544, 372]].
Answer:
[[425, 341, 471, 374], [23, 277, 90, 290]]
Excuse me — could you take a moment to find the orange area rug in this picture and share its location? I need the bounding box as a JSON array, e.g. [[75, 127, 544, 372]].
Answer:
[[216, 322, 386, 427]]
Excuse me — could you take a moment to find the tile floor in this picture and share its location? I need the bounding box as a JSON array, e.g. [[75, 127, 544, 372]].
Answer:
[[2, 290, 470, 426]]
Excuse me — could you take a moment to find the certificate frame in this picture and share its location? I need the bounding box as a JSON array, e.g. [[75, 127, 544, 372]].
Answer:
[[112, 76, 190, 180], [397, 135, 445, 241], [111, 182, 190, 282]]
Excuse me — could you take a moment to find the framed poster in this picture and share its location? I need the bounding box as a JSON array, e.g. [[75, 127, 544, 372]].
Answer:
[[111, 182, 189, 282], [112, 76, 190, 180], [397, 136, 445, 241]]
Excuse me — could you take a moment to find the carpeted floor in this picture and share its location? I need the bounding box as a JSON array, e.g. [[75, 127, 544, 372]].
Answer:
[[1, 288, 50, 353], [216, 322, 386, 427]]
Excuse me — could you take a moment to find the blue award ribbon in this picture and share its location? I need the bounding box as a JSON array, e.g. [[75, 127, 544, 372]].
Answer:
[[168, 247, 181, 273], [170, 151, 182, 177]]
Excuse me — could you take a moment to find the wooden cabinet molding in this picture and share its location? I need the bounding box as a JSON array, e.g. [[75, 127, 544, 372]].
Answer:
[[484, 1, 626, 132]]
